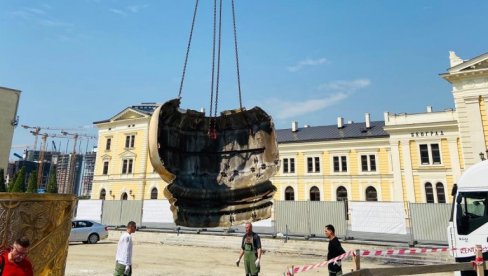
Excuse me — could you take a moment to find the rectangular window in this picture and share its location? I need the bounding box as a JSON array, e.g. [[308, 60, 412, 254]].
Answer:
[[431, 144, 441, 164], [420, 144, 429, 165], [419, 143, 442, 165], [306, 157, 320, 173], [361, 155, 368, 171], [128, 159, 133, 174], [333, 156, 347, 172], [125, 135, 136, 149], [102, 161, 109, 175], [370, 155, 376, 171], [341, 156, 347, 172], [283, 159, 289, 173], [122, 160, 128, 174], [282, 158, 296, 174], [361, 155, 377, 172], [333, 156, 340, 172], [125, 136, 130, 148], [105, 138, 111, 151]]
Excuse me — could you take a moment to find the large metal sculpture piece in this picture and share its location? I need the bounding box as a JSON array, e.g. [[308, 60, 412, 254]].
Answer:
[[0, 193, 77, 275], [148, 1, 279, 227], [149, 99, 279, 227]]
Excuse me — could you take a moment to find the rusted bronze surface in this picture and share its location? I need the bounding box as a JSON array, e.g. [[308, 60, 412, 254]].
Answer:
[[0, 193, 77, 276], [149, 98, 279, 227]]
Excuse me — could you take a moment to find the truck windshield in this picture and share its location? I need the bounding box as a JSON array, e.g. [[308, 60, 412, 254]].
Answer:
[[456, 192, 488, 235]]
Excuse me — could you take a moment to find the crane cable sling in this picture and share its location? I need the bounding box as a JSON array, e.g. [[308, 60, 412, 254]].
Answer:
[[177, 0, 199, 99], [177, 0, 244, 138]]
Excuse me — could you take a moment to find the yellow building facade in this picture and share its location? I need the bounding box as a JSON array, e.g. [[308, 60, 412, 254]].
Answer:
[[91, 51, 488, 204], [91, 104, 168, 201]]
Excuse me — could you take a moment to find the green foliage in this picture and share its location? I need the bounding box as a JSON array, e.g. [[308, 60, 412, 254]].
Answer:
[[47, 168, 58, 193], [0, 169, 6, 192], [7, 172, 18, 192], [26, 170, 38, 193], [11, 167, 26, 192]]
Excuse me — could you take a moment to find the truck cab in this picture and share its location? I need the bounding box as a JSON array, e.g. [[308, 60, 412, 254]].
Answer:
[[448, 160, 488, 264]]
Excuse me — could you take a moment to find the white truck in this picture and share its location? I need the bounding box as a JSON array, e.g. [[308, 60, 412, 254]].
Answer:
[[448, 160, 488, 275]]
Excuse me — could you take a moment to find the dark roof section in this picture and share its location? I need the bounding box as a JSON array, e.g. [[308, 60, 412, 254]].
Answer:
[[93, 104, 159, 124], [276, 121, 389, 143], [131, 104, 158, 115]]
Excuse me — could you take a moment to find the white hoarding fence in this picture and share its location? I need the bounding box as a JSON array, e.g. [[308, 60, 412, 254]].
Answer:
[[76, 200, 103, 222], [350, 201, 407, 234]]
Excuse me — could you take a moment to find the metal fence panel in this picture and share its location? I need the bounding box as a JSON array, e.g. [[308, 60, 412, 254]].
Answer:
[[121, 200, 143, 226], [410, 203, 451, 243], [274, 201, 310, 235], [308, 201, 346, 237], [274, 201, 347, 237], [101, 201, 122, 226]]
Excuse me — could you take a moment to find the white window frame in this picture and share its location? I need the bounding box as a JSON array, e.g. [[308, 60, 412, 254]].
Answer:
[[282, 183, 298, 201], [305, 156, 321, 174], [418, 142, 442, 166], [305, 183, 323, 201], [332, 182, 351, 201], [331, 155, 348, 173], [359, 182, 382, 201], [125, 134, 136, 149], [282, 157, 296, 175], [359, 154, 378, 173], [121, 158, 134, 174], [420, 177, 447, 203]]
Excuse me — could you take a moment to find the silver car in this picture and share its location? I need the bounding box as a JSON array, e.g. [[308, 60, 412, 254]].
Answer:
[[69, 220, 109, 244]]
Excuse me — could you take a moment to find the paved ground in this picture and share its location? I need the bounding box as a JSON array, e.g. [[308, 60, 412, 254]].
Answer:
[[64, 231, 454, 276]]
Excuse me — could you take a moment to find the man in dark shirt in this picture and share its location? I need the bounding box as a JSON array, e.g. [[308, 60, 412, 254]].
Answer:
[[325, 224, 345, 276]]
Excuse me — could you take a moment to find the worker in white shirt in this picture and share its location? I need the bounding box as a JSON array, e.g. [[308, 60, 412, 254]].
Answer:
[[114, 221, 137, 276]]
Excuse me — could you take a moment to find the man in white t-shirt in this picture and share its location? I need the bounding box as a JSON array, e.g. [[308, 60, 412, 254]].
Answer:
[[114, 221, 136, 276]]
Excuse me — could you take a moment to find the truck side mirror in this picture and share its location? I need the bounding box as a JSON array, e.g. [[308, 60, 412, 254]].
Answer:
[[451, 184, 458, 196]]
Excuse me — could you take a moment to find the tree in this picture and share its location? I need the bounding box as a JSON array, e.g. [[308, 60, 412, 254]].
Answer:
[[7, 171, 18, 192], [0, 169, 6, 192], [47, 168, 58, 193], [11, 167, 26, 192], [26, 170, 38, 193]]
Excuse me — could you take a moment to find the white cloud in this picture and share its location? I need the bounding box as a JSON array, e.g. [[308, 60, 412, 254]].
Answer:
[[318, 78, 371, 92], [26, 8, 46, 15], [287, 58, 328, 72], [264, 92, 350, 120], [110, 5, 149, 16], [109, 9, 128, 16], [127, 5, 148, 13]]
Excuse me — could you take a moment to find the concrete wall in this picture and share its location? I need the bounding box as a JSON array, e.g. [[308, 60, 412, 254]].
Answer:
[[0, 87, 21, 171]]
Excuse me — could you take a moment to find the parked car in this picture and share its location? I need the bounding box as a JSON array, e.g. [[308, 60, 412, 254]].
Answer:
[[69, 220, 109, 244]]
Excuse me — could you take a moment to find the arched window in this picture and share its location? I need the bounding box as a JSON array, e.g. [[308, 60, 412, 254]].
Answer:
[[336, 186, 348, 201], [425, 182, 434, 203], [121, 192, 128, 200], [309, 186, 320, 201], [285, 186, 295, 201], [100, 189, 106, 200], [151, 187, 158, 199], [365, 186, 377, 201], [436, 182, 446, 203]]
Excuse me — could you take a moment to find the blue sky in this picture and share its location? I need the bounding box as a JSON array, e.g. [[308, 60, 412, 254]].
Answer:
[[2, 0, 488, 158]]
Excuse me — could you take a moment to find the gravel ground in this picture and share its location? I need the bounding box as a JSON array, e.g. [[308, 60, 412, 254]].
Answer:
[[65, 240, 454, 276]]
